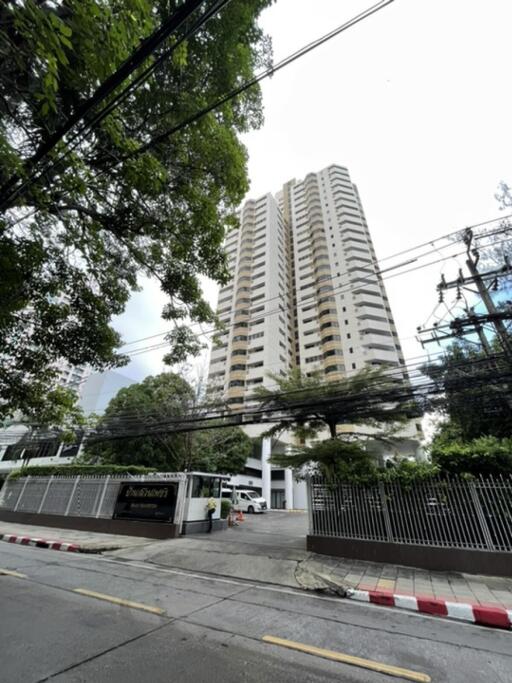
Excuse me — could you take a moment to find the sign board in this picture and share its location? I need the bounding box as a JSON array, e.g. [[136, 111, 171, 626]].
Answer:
[[113, 483, 178, 523]]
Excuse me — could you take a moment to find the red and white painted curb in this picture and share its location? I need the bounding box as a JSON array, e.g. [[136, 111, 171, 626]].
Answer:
[[0, 533, 80, 553], [347, 588, 512, 630]]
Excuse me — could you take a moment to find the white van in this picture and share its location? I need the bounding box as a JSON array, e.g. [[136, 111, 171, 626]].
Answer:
[[234, 489, 267, 514]]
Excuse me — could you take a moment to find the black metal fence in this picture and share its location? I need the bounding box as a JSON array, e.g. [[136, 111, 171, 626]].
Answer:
[[307, 475, 512, 552]]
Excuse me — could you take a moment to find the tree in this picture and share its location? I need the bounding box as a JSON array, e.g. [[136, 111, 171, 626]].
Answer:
[[431, 435, 512, 477], [0, 0, 273, 419], [84, 372, 250, 473], [252, 367, 417, 476], [421, 338, 512, 443]]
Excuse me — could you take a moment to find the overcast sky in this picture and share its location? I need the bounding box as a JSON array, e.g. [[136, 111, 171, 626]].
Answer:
[[112, 0, 512, 387]]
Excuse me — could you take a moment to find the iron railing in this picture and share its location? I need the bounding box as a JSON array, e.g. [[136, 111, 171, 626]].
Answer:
[[307, 475, 512, 552]]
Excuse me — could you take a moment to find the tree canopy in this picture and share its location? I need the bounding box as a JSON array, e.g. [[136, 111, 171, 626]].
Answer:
[[253, 367, 416, 440], [84, 372, 251, 473], [0, 0, 273, 420], [252, 367, 418, 476], [421, 338, 512, 443]]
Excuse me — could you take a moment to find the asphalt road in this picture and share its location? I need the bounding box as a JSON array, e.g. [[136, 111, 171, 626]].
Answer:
[[1, 542, 511, 683]]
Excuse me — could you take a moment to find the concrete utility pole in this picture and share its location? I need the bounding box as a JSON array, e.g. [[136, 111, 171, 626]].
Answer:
[[462, 228, 512, 359], [418, 228, 512, 357]]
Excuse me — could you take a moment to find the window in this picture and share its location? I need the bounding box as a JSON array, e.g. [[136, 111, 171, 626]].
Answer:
[[249, 332, 264, 340], [229, 379, 245, 387], [191, 475, 221, 498], [231, 349, 247, 357], [230, 364, 246, 372], [305, 355, 322, 363], [325, 364, 344, 374], [248, 361, 264, 368], [320, 321, 338, 330], [232, 335, 247, 342], [248, 345, 264, 353], [246, 377, 263, 386], [324, 349, 342, 358]]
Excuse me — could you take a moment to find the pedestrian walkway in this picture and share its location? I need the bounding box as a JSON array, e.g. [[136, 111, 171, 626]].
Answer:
[[0, 521, 152, 552], [297, 555, 512, 610], [1, 514, 511, 613]]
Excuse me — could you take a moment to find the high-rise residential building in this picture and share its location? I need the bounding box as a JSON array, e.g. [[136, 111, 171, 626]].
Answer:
[[207, 164, 423, 509]]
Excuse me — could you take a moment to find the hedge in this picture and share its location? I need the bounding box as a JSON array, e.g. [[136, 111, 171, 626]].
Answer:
[[7, 465, 158, 480], [221, 498, 232, 518]]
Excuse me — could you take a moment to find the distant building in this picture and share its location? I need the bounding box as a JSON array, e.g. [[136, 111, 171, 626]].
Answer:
[[0, 369, 136, 476], [207, 164, 424, 509], [79, 370, 136, 415]]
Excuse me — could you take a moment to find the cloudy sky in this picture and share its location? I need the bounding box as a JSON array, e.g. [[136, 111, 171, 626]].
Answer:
[[111, 0, 512, 387]]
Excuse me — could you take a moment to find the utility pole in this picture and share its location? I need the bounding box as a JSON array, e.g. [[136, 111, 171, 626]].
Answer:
[[462, 228, 512, 359]]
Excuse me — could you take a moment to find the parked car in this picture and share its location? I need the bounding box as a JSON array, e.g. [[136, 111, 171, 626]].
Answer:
[[234, 489, 267, 514]]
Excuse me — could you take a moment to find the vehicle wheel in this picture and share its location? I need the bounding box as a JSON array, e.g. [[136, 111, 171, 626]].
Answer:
[[247, 506, 254, 514]]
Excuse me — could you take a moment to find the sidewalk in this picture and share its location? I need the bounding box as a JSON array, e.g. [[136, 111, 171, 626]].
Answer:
[[1, 515, 511, 626], [0, 521, 153, 552], [297, 554, 512, 610]]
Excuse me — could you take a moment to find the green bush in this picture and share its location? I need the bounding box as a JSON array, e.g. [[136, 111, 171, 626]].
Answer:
[[220, 498, 232, 519], [431, 436, 512, 477], [7, 464, 157, 480], [381, 460, 440, 485]]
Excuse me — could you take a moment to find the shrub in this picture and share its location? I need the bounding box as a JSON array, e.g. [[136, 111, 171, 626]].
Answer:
[[431, 436, 512, 477], [380, 460, 440, 485], [221, 498, 232, 519], [7, 464, 157, 480]]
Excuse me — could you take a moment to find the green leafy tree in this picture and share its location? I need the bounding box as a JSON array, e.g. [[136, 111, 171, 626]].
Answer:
[[431, 435, 512, 477], [252, 367, 417, 477], [0, 0, 273, 419], [422, 339, 512, 443], [84, 372, 250, 473]]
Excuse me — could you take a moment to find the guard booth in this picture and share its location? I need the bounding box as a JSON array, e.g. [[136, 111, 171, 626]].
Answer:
[[181, 472, 230, 534]]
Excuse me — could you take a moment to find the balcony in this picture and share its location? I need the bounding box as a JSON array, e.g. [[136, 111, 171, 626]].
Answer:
[[363, 348, 399, 364], [229, 370, 247, 382], [358, 319, 392, 335], [362, 334, 397, 350], [321, 340, 343, 354]]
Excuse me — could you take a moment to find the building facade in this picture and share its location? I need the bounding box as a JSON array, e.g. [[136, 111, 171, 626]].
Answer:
[[208, 164, 423, 509]]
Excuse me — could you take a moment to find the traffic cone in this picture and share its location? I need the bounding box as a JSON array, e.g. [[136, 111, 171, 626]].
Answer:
[[236, 509, 244, 522]]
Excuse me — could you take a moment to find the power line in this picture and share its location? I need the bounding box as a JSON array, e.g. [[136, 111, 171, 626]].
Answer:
[[126, 0, 396, 162], [0, 0, 217, 209], [1, 0, 394, 209], [110, 234, 509, 359], [0, 0, 233, 211]]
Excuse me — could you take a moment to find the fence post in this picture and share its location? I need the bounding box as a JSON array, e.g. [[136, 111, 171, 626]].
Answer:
[[95, 475, 111, 518], [378, 481, 394, 542], [306, 476, 314, 534], [64, 476, 80, 516], [13, 475, 31, 511], [37, 476, 54, 514], [469, 481, 495, 551]]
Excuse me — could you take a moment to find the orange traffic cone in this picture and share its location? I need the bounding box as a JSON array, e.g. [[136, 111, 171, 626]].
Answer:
[[236, 509, 245, 522]]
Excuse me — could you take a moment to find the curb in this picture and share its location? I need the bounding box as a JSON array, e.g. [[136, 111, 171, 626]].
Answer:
[[0, 533, 80, 553], [347, 588, 512, 630]]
